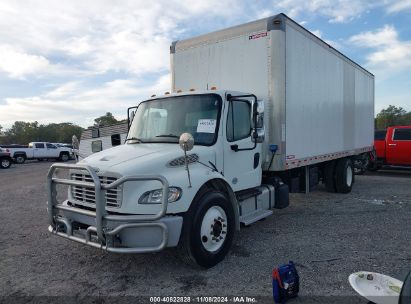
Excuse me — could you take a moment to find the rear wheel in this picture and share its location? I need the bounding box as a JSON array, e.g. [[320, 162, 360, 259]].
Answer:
[[0, 157, 11, 169], [178, 191, 235, 268], [335, 158, 354, 193], [15, 154, 26, 164]]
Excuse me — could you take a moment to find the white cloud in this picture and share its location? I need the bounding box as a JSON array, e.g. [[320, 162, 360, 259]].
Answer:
[[0, 45, 50, 79], [0, 74, 171, 128], [271, 0, 411, 23], [308, 29, 342, 49], [273, 0, 375, 23], [0, 0, 260, 128], [386, 0, 411, 13], [349, 25, 398, 47], [0, 0, 250, 79], [0, 0, 409, 80], [349, 25, 411, 75], [45, 82, 80, 98]]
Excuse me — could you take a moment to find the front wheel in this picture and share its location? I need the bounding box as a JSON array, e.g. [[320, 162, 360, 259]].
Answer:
[[0, 157, 11, 169], [178, 191, 235, 268]]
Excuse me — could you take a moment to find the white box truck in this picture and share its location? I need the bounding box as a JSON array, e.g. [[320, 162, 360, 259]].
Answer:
[[47, 14, 374, 268]]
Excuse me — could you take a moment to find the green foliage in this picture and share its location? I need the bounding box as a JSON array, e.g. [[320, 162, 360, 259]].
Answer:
[[0, 112, 122, 145], [375, 105, 411, 129], [94, 112, 119, 126], [0, 121, 83, 145]]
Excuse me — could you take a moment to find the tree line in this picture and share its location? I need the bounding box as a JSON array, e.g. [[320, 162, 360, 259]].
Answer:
[[374, 105, 411, 130], [0, 112, 124, 145], [0, 107, 410, 145]]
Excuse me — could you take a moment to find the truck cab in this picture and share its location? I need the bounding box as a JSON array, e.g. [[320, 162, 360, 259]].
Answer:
[[373, 126, 411, 168], [47, 90, 275, 268]]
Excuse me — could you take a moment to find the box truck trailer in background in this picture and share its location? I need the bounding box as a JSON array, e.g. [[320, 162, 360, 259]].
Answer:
[[78, 122, 128, 161], [47, 14, 374, 268]]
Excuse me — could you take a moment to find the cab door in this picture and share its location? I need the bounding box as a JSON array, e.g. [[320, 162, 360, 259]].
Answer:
[[46, 143, 59, 158], [386, 127, 411, 165], [223, 97, 262, 191], [33, 143, 47, 158]]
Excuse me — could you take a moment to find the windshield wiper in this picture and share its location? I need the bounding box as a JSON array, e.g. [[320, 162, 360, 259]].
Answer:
[[126, 137, 143, 143], [155, 134, 179, 138]]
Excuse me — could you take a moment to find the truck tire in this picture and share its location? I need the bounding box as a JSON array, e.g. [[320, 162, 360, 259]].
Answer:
[[59, 153, 70, 162], [15, 154, 26, 164], [178, 191, 235, 268], [0, 157, 11, 169], [323, 161, 337, 192], [335, 158, 354, 193]]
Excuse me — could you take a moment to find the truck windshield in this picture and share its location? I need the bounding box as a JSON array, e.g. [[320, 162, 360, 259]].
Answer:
[[127, 94, 222, 146]]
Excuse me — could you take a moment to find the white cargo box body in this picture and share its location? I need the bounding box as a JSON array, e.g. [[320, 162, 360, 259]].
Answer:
[[171, 13, 374, 171]]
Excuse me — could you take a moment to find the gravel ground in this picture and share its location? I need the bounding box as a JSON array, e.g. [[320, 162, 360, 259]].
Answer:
[[0, 161, 410, 303]]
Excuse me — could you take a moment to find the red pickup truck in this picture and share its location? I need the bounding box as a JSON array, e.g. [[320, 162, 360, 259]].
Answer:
[[371, 126, 411, 170]]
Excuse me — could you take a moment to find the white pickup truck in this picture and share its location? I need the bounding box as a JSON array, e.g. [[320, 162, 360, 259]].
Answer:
[[2, 142, 72, 163]]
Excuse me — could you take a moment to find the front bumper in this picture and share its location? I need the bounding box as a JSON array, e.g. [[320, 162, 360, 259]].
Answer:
[[47, 163, 182, 253]]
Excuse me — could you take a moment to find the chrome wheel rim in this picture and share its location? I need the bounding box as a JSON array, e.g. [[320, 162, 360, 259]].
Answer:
[[1, 159, 10, 168], [200, 206, 228, 252]]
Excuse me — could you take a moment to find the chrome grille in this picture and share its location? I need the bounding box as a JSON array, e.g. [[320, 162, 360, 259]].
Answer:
[[71, 173, 121, 208]]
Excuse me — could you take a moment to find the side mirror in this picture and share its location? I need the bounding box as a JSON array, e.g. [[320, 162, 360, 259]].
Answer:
[[400, 271, 411, 304], [129, 110, 135, 127], [179, 133, 194, 188], [252, 100, 265, 143], [256, 100, 264, 129], [179, 133, 194, 152]]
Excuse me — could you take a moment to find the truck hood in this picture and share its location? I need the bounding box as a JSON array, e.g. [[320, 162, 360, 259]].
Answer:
[[79, 143, 216, 175]]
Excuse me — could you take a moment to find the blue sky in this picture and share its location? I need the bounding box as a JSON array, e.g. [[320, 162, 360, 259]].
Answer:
[[0, 0, 411, 129]]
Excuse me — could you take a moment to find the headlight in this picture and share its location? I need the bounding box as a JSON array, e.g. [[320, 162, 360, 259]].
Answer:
[[139, 187, 182, 204]]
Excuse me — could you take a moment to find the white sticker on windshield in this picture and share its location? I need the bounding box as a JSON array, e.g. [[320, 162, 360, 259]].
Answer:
[[197, 119, 216, 133]]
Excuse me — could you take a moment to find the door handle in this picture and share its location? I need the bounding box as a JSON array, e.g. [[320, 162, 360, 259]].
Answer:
[[388, 144, 397, 146]]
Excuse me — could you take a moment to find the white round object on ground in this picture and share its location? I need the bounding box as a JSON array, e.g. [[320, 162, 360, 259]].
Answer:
[[349, 271, 403, 304]]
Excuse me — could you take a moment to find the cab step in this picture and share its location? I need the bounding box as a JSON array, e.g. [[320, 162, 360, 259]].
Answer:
[[239, 209, 273, 226]]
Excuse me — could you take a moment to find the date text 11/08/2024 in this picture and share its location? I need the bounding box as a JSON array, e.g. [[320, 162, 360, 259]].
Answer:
[[149, 296, 257, 303]]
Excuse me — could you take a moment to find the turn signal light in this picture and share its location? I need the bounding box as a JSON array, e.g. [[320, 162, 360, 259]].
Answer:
[[189, 88, 195, 91], [210, 86, 217, 90]]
